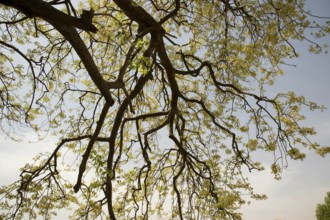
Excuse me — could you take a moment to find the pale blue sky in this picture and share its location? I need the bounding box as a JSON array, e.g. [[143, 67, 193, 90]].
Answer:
[[0, 1, 330, 220], [242, 0, 330, 219]]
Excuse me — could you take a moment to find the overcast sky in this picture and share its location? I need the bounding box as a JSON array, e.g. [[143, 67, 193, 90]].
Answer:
[[1, 0, 330, 220]]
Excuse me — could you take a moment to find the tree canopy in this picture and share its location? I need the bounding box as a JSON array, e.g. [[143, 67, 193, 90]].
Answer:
[[316, 192, 330, 220], [0, 0, 329, 219]]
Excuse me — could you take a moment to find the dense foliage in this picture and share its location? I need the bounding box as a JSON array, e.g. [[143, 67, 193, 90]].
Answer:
[[0, 0, 329, 219], [316, 192, 330, 220]]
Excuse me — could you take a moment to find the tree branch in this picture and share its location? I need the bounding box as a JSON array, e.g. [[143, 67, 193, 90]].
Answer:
[[0, 0, 97, 32], [73, 102, 110, 193]]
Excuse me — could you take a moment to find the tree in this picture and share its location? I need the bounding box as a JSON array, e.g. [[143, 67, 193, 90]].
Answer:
[[316, 192, 330, 220], [0, 0, 329, 219]]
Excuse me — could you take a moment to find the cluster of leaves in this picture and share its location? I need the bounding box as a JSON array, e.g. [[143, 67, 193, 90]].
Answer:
[[316, 192, 330, 220], [0, 0, 329, 219]]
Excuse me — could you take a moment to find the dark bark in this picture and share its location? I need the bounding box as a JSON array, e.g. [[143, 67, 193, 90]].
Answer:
[[0, 0, 97, 32]]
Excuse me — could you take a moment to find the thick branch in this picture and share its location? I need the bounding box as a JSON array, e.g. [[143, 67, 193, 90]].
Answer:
[[113, 0, 158, 27], [73, 102, 110, 193], [105, 71, 153, 219], [1, 0, 115, 105], [53, 25, 115, 105], [0, 0, 97, 32]]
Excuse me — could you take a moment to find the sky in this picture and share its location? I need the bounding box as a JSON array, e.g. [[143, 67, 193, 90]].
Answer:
[[241, 0, 330, 219], [0, 0, 330, 220]]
